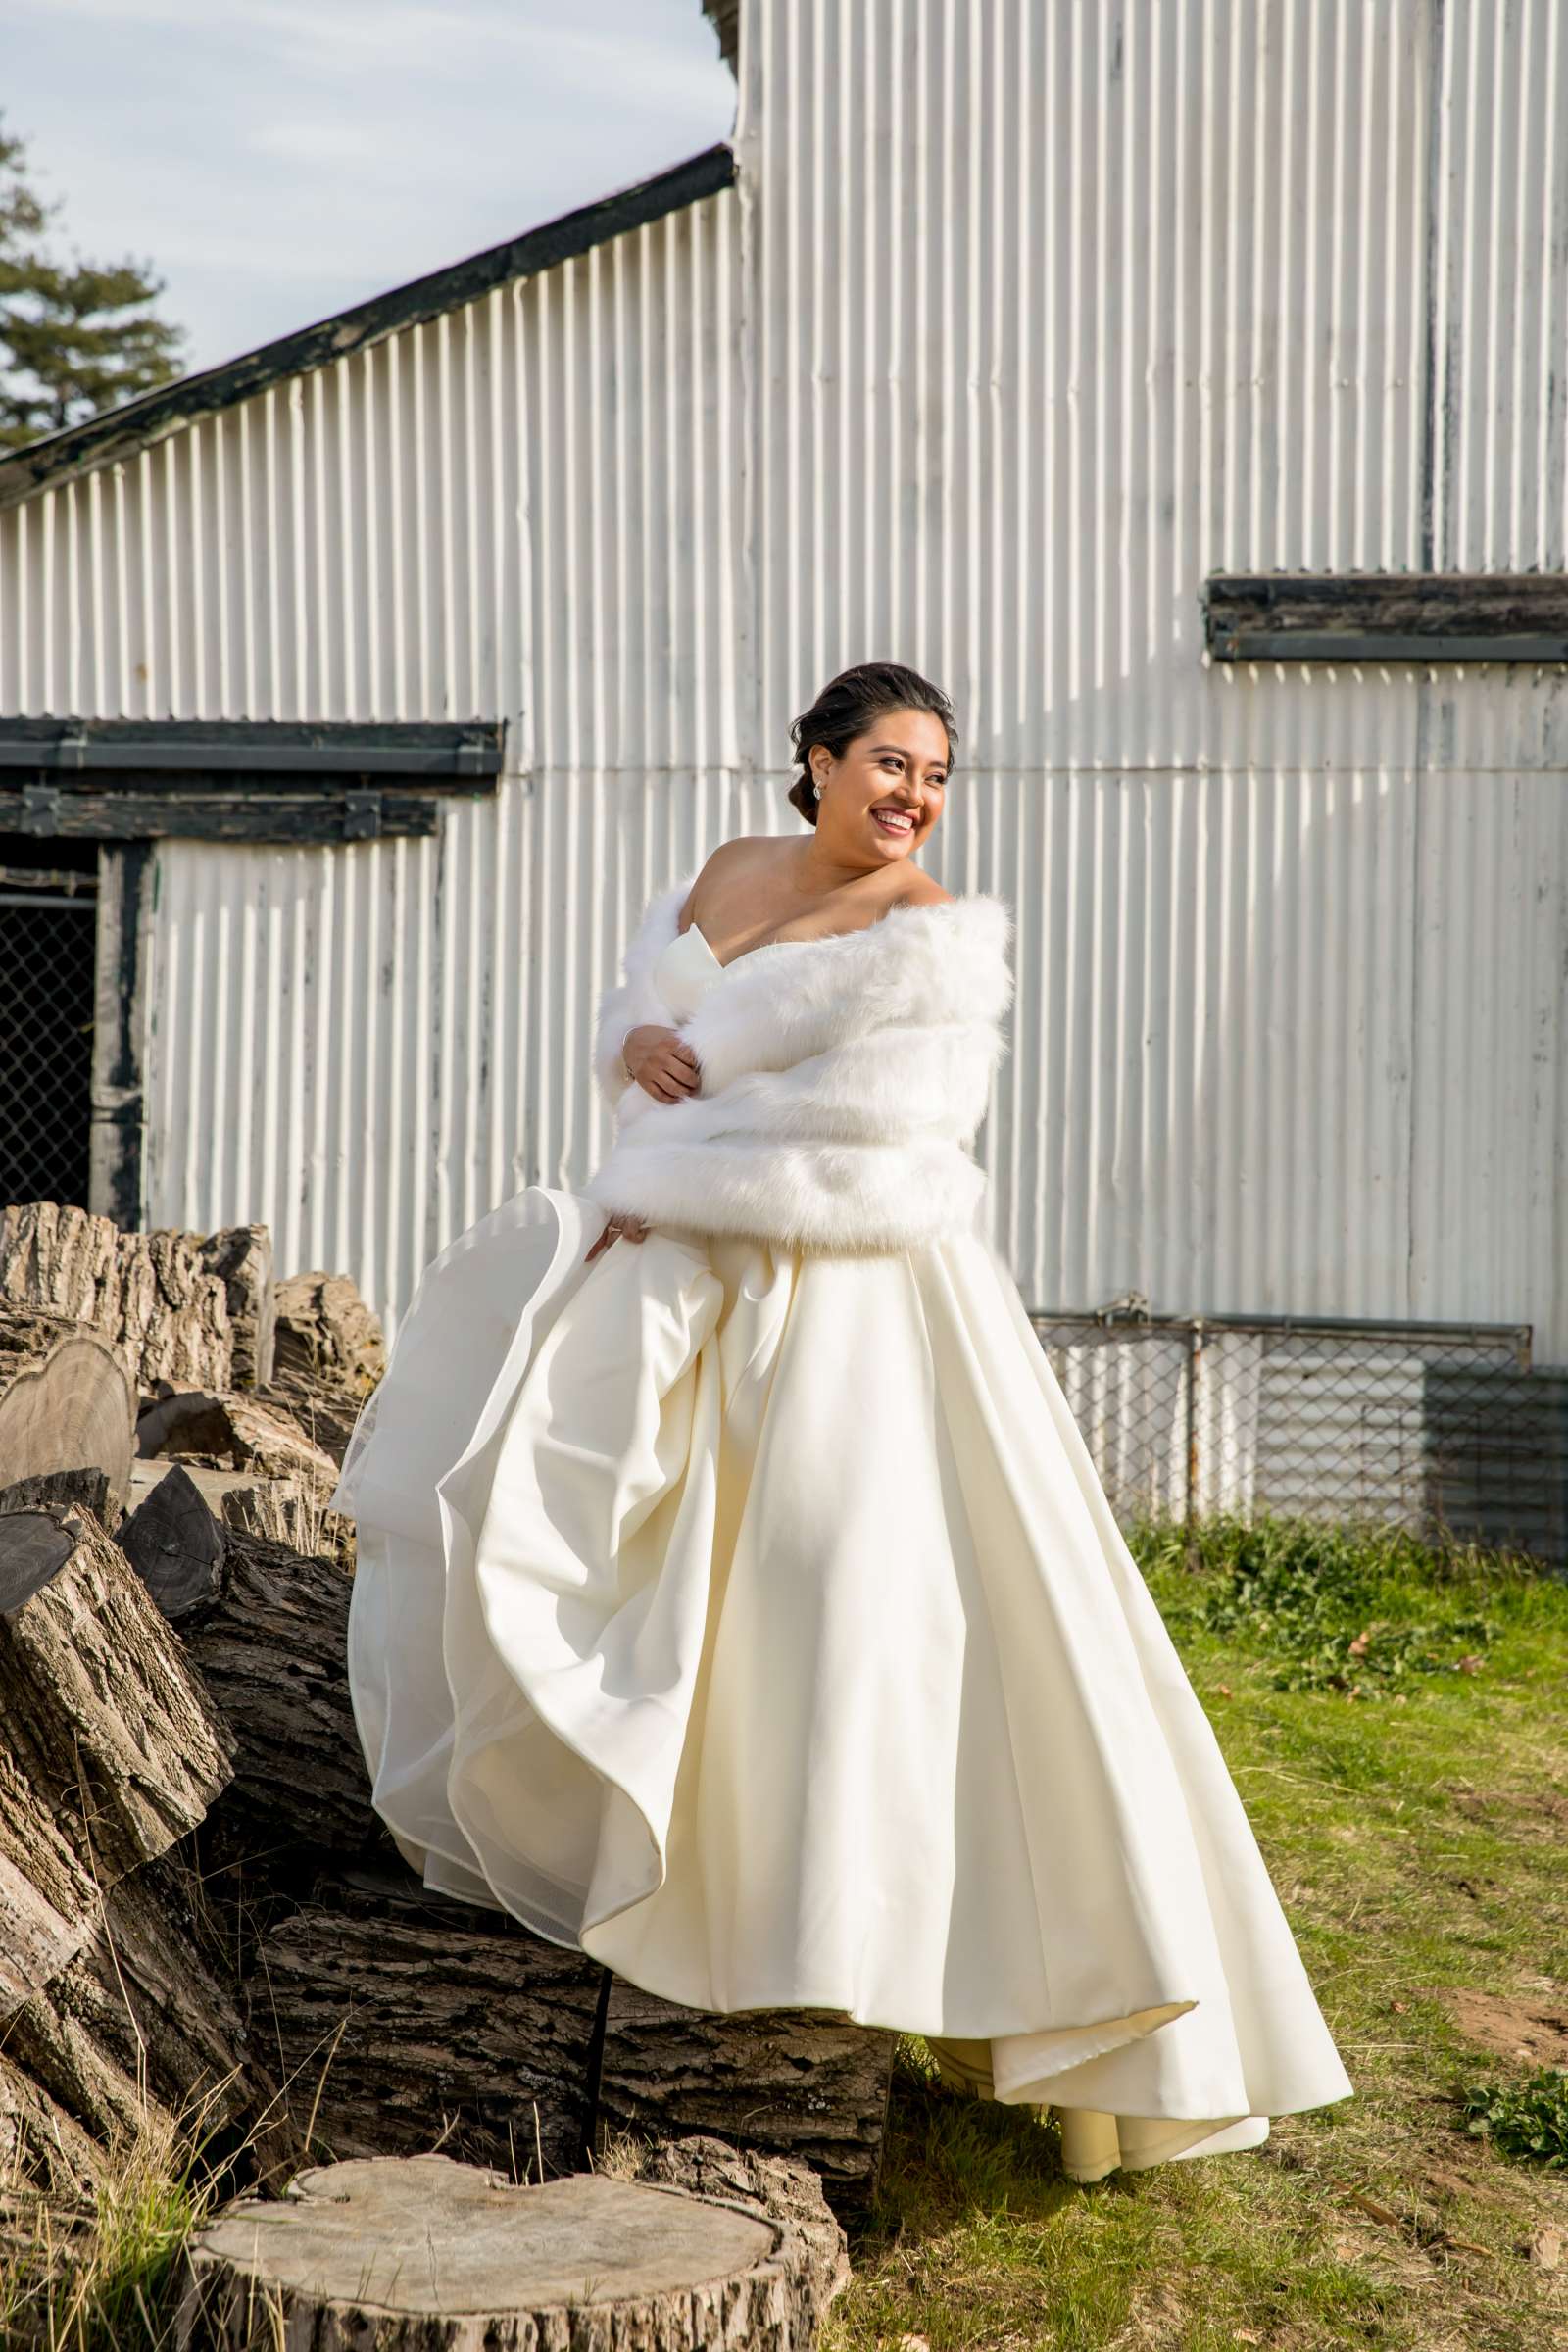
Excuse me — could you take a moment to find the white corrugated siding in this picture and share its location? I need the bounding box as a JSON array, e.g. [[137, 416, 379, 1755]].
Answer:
[[2, 0, 1566, 1354]]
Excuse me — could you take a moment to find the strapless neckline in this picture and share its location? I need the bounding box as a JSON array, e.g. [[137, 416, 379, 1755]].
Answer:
[[677, 921, 828, 976]]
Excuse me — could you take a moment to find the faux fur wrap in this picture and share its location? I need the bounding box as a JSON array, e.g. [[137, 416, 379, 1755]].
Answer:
[[585, 870, 1015, 1254]]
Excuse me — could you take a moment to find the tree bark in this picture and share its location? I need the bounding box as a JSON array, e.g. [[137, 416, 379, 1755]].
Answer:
[[241, 1870, 894, 2221]]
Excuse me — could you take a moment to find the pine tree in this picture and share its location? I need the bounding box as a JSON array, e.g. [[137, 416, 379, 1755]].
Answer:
[[0, 111, 186, 454]]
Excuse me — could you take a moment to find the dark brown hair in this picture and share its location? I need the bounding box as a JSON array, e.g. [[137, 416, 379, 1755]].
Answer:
[[786, 661, 958, 826]]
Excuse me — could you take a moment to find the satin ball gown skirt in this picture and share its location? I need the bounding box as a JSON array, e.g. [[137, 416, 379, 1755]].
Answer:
[[330, 1185, 1352, 2185]]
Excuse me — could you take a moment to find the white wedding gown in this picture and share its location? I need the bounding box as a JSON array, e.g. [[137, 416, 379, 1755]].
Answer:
[[332, 919, 1352, 2184]]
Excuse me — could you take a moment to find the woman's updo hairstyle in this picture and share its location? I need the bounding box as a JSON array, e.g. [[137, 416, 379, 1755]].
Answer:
[[786, 661, 958, 826]]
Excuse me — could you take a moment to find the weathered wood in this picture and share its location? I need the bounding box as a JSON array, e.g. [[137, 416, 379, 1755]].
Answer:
[[88, 839, 153, 1231], [0, 1748, 101, 2023], [217, 1479, 320, 1554], [198, 1227, 274, 1390], [600, 1977, 895, 2218], [243, 1874, 894, 2216], [0, 2051, 106, 2208], [177, 2147, 828, 2352], [118, 1465, 227, 1622], [241, 1879, 607, 2180], [270, 1272, 384, 1396], [0, 787, 449, 841], [0, 715, 507, 774], [177, 1528, 369, 1855], [0, 1508, 78, 1615], [1203, 569, 1568, 662], [0, 1465, 112, 1518], [636, 2132, 852, 2314], [0, 1203, 233, 1390], [0, 1309, 135, 1509], [135, 1390, 340, 1518], [0, 1507, 234, 1884], [5, 1850, 283, 2168], [258, 1271, 385, 1469]]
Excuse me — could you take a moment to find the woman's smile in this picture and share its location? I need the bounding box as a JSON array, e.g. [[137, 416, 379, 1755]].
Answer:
[[870, 802, 919, 837]]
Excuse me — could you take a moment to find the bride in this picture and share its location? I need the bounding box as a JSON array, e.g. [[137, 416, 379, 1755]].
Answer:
[[330, 660, 1352, 2187]]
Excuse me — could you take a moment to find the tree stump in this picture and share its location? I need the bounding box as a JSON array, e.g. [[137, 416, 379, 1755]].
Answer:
[[176, 2145, 833, 2351]]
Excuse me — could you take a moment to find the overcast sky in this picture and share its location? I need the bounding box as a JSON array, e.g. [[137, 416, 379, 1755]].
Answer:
[[7, 0, 737, 379]]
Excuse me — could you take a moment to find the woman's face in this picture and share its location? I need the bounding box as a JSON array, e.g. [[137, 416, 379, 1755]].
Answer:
[[810, 705, 951, 864]]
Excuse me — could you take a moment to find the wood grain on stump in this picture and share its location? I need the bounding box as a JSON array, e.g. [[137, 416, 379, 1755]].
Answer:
[[0, 1309, 135, 1512], [177, 2149, 826, 2351]]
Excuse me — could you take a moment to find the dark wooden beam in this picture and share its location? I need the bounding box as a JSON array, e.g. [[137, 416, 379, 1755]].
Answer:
[[0, 717, 505, 777], [90, 842, 154, 1228], [0, 788, 446, 842], [1203, 572, 1568, 662]]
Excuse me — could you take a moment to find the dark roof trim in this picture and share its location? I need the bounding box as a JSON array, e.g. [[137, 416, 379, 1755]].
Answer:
[[0, 716, 506, 778], [0, 142, 738, 514]]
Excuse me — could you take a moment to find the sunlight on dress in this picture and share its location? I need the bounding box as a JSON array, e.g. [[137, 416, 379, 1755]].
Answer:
[[333, 921, 1351, 2184]]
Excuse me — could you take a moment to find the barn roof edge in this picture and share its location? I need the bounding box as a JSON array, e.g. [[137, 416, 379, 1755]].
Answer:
[[0, 140, 738, 513]]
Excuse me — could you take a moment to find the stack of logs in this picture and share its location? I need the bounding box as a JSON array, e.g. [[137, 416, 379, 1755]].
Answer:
[[0, 1200, 895, 2260]]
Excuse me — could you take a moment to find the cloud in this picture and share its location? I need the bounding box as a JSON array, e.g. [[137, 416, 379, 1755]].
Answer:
[[4, 0, 733, 371]]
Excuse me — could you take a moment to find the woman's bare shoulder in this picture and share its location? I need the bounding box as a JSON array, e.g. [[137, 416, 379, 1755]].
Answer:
[[678, 839, 746, 926], [895, 869, 955, 908]]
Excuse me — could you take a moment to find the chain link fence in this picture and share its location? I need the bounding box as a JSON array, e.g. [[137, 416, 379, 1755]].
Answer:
[[1030, 1306, 1568, 1572], [0, 858, 98, 1211]]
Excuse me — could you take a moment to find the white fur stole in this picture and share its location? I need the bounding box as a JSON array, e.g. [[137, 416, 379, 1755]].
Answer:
[[585, 871, 1015, 1254]]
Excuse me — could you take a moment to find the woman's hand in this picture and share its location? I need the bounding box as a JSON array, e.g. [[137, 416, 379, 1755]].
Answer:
[[622, 1023, 701, 1104], [587, 1026, 697, 1261], [585, 1210, 651, 1264]]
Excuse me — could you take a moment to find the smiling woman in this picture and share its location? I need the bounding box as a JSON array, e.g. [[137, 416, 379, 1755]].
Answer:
[[331, 658, 1353, 2187]]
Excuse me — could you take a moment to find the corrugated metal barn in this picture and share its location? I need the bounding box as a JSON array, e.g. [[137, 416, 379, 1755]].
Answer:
[[1, 0, 1565, 1502]]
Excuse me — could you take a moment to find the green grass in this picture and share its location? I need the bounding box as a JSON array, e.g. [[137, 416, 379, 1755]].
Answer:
[[6, 1513, 1566, 2348], [825, 1515, 1568, 2351]]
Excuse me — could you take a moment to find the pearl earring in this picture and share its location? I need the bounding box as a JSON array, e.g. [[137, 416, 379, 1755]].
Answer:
[[812, 781, 823, 800]]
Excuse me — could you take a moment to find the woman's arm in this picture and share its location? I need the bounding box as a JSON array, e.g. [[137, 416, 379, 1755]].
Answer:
[[591, 875, 699, 1114]]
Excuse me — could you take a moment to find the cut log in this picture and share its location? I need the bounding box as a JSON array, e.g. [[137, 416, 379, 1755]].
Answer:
[[256, 1269, 386, 1471], [134, 1390, 341, 1531], [177, 2146, 829, 2352], [241, 1877, 609, 2181], [0, 2051, 106, 2209], [0, 1466, 112, 1519], [0, 1202, 234, 1391], [0, 1508, 78, 1616], [634, 2132, 852, 2314], [118, 1463, 227, 1622], [217, 1478, 318, 1554], [0, 1748, 101, 2022], [178, 1527, 370, 1857], [271, 1270, 384, 1396], [0, 1506, 234, 1884], [197, 1226, 274, 1390], [242, 1872, 894, 2217], [599, 1976, 895, 2217], [0, 1310, 135, 1511], [5, 1849, 287, 2173]]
